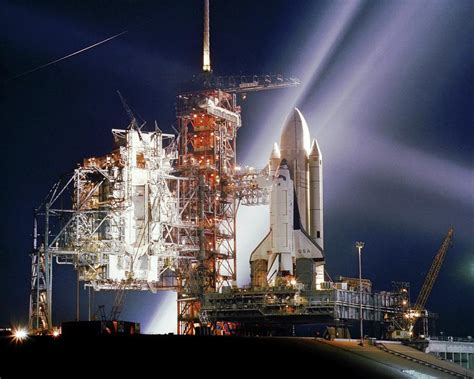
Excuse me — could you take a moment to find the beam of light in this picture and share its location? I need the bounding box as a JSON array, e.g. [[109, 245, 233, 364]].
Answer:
[[291, 1, 364, 110], [243, 1, 363, 167], [143, 291, 177, 334], [236, 206, 269, 286], [324, 134, 474, 239], [357, 137, 472, 207], [302, 2, 425, 139], [5, 30, 128, 82], [238, 0, 473, 287], [297, 1, 474, 240]]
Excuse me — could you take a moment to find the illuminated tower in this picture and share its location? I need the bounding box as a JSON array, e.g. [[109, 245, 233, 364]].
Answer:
[[175, 91, 241, 334]]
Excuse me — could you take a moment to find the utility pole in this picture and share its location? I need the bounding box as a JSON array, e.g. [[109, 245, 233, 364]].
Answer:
[[356, 241, 365, 346]]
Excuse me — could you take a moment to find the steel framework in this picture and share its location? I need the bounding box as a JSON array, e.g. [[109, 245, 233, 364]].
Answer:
[[175, 90, 241, 334], [29, 128, 199, 332], [28, 0, 299, 334], [201, 286, 404, 327]]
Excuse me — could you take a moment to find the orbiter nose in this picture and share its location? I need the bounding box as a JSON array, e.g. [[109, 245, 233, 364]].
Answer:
[[279, 158, 289, 168]]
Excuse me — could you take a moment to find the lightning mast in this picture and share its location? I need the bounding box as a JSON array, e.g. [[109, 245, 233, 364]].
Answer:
[[203, 0, 211, 72]]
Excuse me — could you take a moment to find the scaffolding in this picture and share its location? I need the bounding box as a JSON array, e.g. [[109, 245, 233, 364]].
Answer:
[[27, 94, 279, 334], [29, 127, 198, 332], [28, 0, 300, 335], [175, 90, 241, 334]]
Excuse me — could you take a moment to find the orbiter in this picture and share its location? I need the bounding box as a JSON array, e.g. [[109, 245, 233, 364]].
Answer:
[[250, 108, 325, 289]]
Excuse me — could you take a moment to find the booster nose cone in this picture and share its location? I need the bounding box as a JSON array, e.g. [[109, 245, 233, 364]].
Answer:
[[269, 142, 281, 177], [309, 139, 322, 158], [280, 108, 311, 155], [270, 142, 281, 159]]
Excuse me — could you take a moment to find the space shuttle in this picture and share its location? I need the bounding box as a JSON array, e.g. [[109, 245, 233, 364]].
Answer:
[[250, 108, 325, 289]]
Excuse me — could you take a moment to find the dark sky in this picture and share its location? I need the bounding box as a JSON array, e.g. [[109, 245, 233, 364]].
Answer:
[[1, 0, 473, 335]]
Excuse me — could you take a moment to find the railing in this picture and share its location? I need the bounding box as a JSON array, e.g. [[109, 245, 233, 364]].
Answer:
[[430, 336, 474, 343]]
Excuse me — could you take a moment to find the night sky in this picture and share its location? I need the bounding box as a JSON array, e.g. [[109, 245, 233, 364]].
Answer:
[[1, 0, 473, 335]]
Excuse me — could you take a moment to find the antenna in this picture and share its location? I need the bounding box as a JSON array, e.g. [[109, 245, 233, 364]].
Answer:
[[203, 0, 211, 72]]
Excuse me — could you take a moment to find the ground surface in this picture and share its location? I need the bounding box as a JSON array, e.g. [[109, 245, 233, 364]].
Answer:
[[1, 335, 471, 378]]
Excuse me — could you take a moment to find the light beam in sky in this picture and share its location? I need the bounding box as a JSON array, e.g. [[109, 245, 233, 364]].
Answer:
[[143, 291, 177, 334], [237, 0, 473, 286]]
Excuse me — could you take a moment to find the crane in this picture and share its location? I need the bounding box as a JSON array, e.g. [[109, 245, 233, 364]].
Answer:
[[389, 228, 454, 339], [96, 279, 130, 322], [109, 282, 127, 321], [389, 227, 455, 339], [406, 227, 454, 336], [413, 227, 454, 313]]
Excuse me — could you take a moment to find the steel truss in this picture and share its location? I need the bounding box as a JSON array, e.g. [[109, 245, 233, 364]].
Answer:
[[29, 128, 199, 333], [176, 90, 241, 334], [202, 287, 406, 328]]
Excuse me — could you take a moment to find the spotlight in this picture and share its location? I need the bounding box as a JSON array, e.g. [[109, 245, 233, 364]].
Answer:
[[13, 328, 28, 342]]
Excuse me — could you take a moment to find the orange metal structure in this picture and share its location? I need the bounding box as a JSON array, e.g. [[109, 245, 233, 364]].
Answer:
[[175, 90, 241, 334]]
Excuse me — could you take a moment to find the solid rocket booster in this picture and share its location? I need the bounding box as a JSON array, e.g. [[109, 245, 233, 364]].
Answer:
[[250, 108, 325, 289], [309, 139, 323, 249]]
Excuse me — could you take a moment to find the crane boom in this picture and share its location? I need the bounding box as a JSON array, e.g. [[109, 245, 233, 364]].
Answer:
[[414, 227, 454, 311], [203, 74, 300, 93], [117, 90, 138, 129], [110, 286, 127, 321], [389, 228, 454, 339]]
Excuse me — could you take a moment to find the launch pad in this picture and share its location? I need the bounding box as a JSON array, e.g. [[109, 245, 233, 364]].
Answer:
[[202, 286, 401, 326], [27, 0, 453, 341]]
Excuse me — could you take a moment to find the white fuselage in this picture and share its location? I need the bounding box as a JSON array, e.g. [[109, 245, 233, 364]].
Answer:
[[268, 164, 294, 282]]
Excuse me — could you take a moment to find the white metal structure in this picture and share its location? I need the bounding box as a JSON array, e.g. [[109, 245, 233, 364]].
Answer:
[[426, 337, 474, 370], [29, 127, 199, 331]]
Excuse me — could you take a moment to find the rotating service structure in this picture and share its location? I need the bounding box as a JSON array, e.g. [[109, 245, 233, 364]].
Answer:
[[29, 128, 199, 331]]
